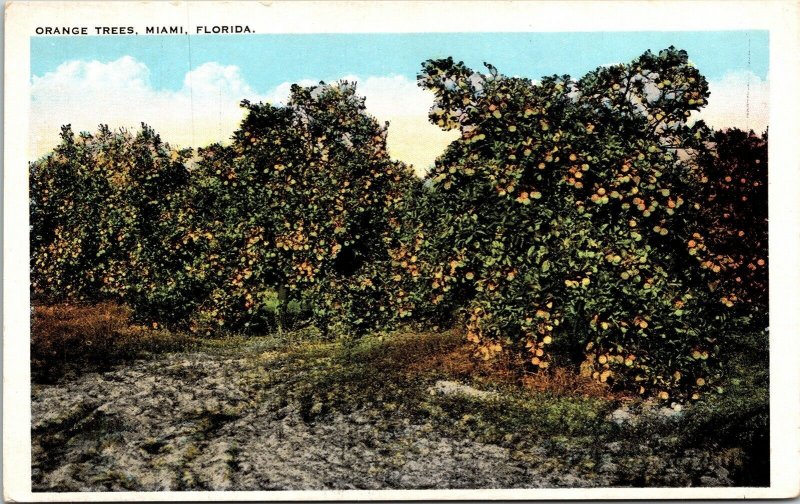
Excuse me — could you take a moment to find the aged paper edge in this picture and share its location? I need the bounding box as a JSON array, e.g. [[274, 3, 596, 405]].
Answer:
[[4, 1, 799, 501]]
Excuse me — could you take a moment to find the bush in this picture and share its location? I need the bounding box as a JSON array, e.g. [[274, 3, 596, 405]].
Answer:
[[29, 85, 422, 336], [31, 302, 194, 382]]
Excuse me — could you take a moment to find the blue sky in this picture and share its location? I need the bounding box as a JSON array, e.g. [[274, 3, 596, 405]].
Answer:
[[32, 31, 768, 88], [29, 31, 770, 172]]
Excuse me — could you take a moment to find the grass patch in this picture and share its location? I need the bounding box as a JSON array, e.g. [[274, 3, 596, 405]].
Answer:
[[422, 390, 613, 445], [273, 330, 466, 421], [677, 351, 769, 485]]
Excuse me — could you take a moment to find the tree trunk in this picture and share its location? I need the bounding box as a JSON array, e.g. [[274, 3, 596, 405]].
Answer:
[[277, 285, 288, 336]]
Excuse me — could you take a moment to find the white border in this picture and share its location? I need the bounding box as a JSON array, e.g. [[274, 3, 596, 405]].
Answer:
[[4, 1, 799, 501]]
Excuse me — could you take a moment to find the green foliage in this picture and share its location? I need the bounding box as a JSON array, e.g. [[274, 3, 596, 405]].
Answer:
[[679, 355, 769, 485], [415, 47, 761, 400]]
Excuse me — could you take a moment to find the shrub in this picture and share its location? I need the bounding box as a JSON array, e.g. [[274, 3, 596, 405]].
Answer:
[[29, 85, 422, 336], [416, 47, 749, 400]]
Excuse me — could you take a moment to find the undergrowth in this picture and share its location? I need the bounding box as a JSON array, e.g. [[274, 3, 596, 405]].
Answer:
[[31, 302, 197, 383]]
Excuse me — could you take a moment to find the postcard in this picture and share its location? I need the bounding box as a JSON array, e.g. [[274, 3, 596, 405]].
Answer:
[[4, 1, 800, 501]]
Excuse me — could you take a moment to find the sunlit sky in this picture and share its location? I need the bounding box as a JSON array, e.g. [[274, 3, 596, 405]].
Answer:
[[30, 31, 769, 175]]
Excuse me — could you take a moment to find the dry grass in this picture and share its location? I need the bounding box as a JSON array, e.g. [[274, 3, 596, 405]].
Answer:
[[409, 342, 518, 382], [404, 332, 615, 400], [520, 366, 616, 399], [31, 302, 196, 382]]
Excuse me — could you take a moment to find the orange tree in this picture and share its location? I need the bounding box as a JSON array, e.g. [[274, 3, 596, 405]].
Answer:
[[416, 47, 747, 400], [30, 124, 192, 318], [179, 81, 420, 334], [690, 128, 768, 339]]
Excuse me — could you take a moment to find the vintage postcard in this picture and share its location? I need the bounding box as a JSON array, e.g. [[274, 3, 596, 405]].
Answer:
[[4, 1, 800, 501]]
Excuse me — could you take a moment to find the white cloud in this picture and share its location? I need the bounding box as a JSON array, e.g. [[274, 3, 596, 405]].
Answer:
[[183, 62, 255, 98], [694, 71, 769, 134], [30, 57, 272, 158], [30, 57, 456, 175], [343, 74, 459, 176]]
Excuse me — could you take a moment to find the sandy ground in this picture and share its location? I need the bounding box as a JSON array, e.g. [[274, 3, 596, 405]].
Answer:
[[32, 346, 736, 491]]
